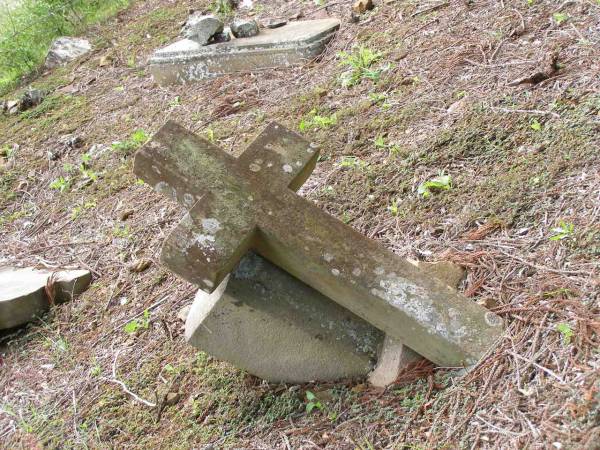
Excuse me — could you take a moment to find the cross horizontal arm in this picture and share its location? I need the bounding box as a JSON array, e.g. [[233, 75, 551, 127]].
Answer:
[[162, 203, 256, 290], [238, 122, 320, 191]]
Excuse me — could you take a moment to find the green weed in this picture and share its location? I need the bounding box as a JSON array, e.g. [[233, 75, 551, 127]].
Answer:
[[417, 174, 452, 198], [338, 46, 383, 87], [112, 129, 149, 155], [550, 221, 574, 241]]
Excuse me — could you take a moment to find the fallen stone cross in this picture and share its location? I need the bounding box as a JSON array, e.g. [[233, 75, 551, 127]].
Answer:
[[134, 121, 504, 378], [149, 19, 340, 85]]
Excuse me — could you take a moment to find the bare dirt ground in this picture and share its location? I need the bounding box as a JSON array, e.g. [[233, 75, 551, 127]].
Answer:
[[0, 0, 599, 448]]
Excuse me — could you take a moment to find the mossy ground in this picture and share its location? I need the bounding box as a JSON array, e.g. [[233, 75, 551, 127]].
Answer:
[[1, 0, 599, 448]]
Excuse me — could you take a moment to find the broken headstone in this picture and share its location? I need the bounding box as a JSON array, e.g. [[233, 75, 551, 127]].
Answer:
[[45, 37, 92, 69], [264, 18, 287, 29], [0, 267, 91, 330], [134, 121, 504, 370], [187, 252, 383, 382], [149, 18, 340, 85], [181, 14, 224, 45]]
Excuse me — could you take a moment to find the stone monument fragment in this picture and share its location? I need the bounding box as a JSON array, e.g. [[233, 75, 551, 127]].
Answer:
[[134, 121, 504, 374], [45, 37, 92, 69], [148, 19, 340, 85], [181, 14, 224, 45], [230, 19, 259, 38], [0, 267, 91, 329]]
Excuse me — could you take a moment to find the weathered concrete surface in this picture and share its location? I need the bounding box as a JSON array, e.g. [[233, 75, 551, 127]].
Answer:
[[134, 122, 504, 368], [0, 267, 91, 329], [368, 260, 466, 387], [368, 336, 420, 388], [45, 37, 91, 69], [149, 19, 340, 85], [186, 253, 382, 382]]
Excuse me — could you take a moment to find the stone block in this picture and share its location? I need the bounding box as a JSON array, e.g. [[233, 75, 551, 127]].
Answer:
[[186, 252, 383, 383], [0, 267, 91, 329], [148, 19, 340, 85]]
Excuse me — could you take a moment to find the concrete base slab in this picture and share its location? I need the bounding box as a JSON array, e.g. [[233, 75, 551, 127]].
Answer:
[[149, 19, 340, 85], [186, 252, 383, 383], [0, 267, 91, 329]]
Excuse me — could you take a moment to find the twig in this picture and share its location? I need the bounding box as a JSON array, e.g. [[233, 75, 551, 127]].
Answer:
[[508, 352, 565, 384], [101, 349, 157, 407], [489, 107, 560, 119], [410, 2, 449, 18]]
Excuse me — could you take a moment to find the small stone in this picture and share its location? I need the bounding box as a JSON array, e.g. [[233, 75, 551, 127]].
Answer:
[[165, 392, 181, 406], [477, 298, 499, 309], [348, 12, 360, 23], [352, 0, 374, 14], [19, 89, 44, 111], [264, 18, 287, 29], [129, 259, 152, 273], [98, 55, 113, 67], [230, 19, 259, 38], [88, 144, 109, 160], [119, 209, 134, 221], [45, 37, 92, 69], [209, 30, 231, 44], [181, 14, 224, 45], [177, 305, 191, 323]]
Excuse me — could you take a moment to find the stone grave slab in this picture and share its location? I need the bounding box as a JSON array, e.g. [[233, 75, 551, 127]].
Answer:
[[187, 252, 383, 383], [148, 19, 340, 85], [134, 121, 504, 368], [0, 267, 91, 329]]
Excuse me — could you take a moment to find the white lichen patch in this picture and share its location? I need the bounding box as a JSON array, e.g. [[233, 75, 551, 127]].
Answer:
[[282, 164, 293, 173], [352, 267, 362, 277], [202, 218, 221, 234], [155, 181, 177, 200], [374, 266, 385, 276], [295, 161, 302, 167], [151, 164, 162, 175], [183, 193, 195, 208], [370, 273, 454, 340], [249, 163, 261, 172], [192, 233, 215, 250], [203, 279, 214, 288], [331, 268, 340, 276], [323, 253, 334, 262]]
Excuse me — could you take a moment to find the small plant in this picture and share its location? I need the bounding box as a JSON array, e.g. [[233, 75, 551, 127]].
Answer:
[[124, 309, 151, 334], [299, 110, 338, 131], [210, 0, 235, 18], [113, 224, 132, 239], [169, 96, 181, 107], [50, 176, 70, 192], [552, 12, 568, 25], [112, 129, 149, 155], [374, 135, 386, 149], [204, 128, 216, 143], [556, 323, 573, 344], [305, 391, 323, 414], [530, 118, 542, 131], [338, 46, 383, 87], [388, 199, 399, 216], [417, 174, 452, 198], [369, 92, 387, 103], [71, 200, 96, 220], [339, 156, 362, 169], [549, 221, 574, 241]]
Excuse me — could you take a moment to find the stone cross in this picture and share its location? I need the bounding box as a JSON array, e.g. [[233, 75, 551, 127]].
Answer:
[[134, 122, 503, 367]]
